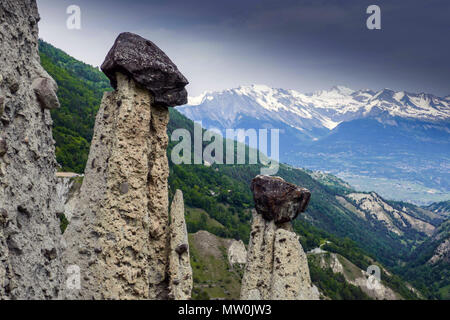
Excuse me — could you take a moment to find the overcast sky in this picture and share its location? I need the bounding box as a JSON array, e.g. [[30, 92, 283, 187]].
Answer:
[[37, 0, 450, 97]]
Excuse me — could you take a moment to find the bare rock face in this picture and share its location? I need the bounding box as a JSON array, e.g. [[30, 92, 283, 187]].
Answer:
[[63, 73, 157, 299], [251, 175, 311, 224], [241, 211, 319, 300], [228, 240, 247, 265], [101, 32, 188, 108], [429, 238, 450, 264], [241, 176, 317, 300], [240, 211, 277, 300], [168, 190, 193, 300], [32, 77, 60, 110], [0, 0, 64, 299], [270, 229, 318, 300], [63, 33, 191, 300]]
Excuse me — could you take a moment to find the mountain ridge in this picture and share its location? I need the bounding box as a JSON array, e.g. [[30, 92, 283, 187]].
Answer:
[[182, 84, 450, 135], [179, 84, 450, 204]]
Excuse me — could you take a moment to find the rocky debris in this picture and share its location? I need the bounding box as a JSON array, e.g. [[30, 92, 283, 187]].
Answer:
[[32, 77, 60, 110], [354, 272, 399, 300], [8, 81, 19, 94], [119, 182, 129, 195], [190, 230, 228, 259], [241, 176, 318, 300], [0, 0, 64, 299], [310, 250, 401, 300], [0, 97, 4, 117], [0, 138, 7, 157], [228, 240, 247, 265], [176, 244, 189, 255], [168, 190, 193, 300], [251, 175, 311, 224], [0, 209, 8, 226], [63, 33, 191, 300], [101, 32, 188, 108]]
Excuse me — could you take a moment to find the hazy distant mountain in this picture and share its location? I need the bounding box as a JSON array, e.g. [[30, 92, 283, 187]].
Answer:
[[178, 85, 450, 204]]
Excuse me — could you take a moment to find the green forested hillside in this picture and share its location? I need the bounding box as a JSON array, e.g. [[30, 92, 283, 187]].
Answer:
[[39, 40, 111, 172], [397, 220, 450, 299], [166, 106, 426, 270], [40, 41, 447, 299]]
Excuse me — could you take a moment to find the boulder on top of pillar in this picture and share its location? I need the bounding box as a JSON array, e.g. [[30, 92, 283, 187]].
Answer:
[[251, 175, 311, 224], [101, 32, 189, 107]]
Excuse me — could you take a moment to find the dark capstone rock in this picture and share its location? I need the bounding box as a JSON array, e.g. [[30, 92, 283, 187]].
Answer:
[[119, 182, 129, 194], [175, 243, 188, 255], [0, 138, 7, 156], [32, 77, 60, 110], [101, 32, 189, 107], [251, 175, 311, 223]]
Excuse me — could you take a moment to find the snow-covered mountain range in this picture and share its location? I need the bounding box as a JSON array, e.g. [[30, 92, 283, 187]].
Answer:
[[177, 85, 450, 204], [179, 85, 450, 139]]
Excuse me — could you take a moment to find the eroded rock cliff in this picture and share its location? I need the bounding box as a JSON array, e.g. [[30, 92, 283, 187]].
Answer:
[[241, 175, 319, 300], [0, 0, 64, 299], [62, 33, 191, 300], [168, 190, 193, 300]]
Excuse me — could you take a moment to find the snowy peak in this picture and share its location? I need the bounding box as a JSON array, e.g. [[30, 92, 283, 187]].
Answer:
[[180, 85, 450, 139], [331, 85, 355, 95]]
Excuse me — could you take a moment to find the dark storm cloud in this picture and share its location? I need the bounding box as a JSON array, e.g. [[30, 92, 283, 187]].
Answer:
[[37, 0, 450, 96]]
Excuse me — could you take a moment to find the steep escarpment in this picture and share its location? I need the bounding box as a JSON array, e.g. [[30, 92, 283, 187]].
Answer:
[[428, 239, 449, 265], [401, 219, 449, 299], [0, 0, 64, 299], [346, 192, 436, 236], [62, 33, 192, 299], [241, 175, 319, 300], [308, 251, 400, 300]]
